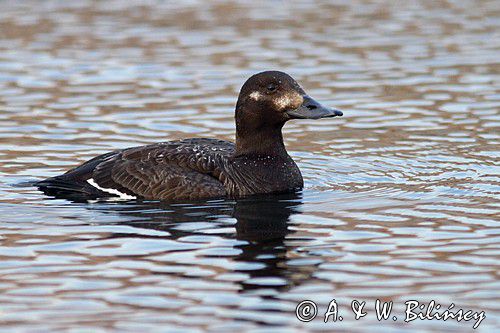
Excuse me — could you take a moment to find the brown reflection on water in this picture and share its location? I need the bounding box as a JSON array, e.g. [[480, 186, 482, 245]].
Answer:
[[0, 0, 499, 331]]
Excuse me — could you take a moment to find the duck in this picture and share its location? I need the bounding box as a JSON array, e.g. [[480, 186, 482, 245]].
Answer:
[[36, 71, 343, 201]]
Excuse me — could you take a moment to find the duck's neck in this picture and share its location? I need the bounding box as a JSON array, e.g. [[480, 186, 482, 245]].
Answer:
[[234, 122, 288, 157]]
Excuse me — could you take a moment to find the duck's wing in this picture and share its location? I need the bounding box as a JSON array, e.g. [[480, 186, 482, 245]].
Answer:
[[37, 139, 234, 201]]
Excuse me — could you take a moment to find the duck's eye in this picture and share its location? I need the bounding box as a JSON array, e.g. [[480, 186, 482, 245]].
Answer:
[[267, 83, 278, 93]]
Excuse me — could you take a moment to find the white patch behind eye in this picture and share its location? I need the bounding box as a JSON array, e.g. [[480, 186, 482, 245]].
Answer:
[[249, 91, 262, 101], [87, 178, 136, 200]]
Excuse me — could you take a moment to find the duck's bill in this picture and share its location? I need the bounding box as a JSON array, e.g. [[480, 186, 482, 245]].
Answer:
[[286, 95, 343, 119]]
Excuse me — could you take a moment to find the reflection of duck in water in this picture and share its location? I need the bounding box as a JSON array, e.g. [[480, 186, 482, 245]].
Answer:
[[231, 193, 318, 293], [36, 71, 342, 202], [82, 192, 317, 293], [233, 194, 297, 242], [89, 192, 300, 241]]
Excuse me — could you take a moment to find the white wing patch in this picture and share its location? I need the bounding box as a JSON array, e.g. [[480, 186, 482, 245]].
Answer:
[[87, 178, 137, 200], [249, 91, 262, 101]]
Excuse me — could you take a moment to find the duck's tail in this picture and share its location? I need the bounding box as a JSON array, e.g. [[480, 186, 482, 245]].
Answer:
[[35, 151, 119, 200], [35, 176, 99, 201], [36, 176, 85, 193]]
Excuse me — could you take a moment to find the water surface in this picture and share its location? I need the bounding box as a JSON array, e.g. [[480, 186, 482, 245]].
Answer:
[[0, 0, 499, 331]]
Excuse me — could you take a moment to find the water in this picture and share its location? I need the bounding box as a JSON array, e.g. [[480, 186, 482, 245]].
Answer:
[[0, 0, 499, 331]]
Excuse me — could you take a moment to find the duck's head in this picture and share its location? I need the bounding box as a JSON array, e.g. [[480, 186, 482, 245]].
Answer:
[[235, 71, 343, 128]]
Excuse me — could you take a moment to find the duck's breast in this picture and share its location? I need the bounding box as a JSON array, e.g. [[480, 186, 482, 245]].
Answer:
[[221, 154, 303, 196]]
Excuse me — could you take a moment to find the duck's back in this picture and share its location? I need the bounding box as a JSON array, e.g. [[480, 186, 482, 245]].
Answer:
[[37, 138, 235, 201]]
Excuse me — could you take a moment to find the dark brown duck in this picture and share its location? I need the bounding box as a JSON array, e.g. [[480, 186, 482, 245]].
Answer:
[[37, 71, 343, 201]]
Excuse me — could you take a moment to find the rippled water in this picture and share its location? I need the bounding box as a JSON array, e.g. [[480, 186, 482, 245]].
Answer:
[[1, 0, 499, 331]]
